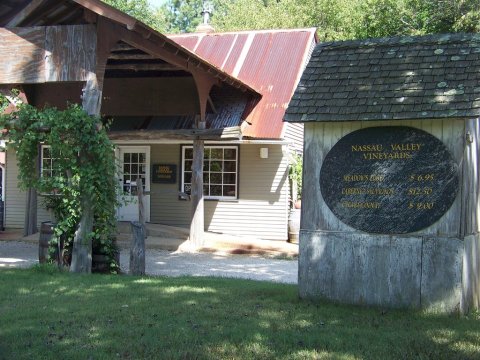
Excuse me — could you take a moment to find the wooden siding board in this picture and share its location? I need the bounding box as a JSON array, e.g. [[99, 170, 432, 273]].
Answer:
[[283, 122, 304, 154], [0, 27, 45, 84], [5, 150, 26, 228], [462, 119, 479, 236], [5, 150, 52, 229]]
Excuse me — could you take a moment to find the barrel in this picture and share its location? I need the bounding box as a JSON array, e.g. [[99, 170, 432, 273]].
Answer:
[[39, 221, 54, 263], [288, 208, 301, 244]]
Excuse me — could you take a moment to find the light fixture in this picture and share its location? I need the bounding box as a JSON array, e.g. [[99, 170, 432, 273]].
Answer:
[[260, 147, 269, 159]]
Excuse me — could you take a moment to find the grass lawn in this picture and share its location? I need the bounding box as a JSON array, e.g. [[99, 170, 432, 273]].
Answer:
[[0, 266, 479, 360]]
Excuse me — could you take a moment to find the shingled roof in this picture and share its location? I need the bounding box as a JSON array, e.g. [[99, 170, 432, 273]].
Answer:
[[284, 33, 480, 122]]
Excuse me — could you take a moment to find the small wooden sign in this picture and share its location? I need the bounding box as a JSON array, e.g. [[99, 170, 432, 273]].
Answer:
[[152, 164, 177, 184]]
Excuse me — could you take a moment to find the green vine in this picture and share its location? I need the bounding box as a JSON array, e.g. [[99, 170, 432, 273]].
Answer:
[[0, 101, 120, 272], [289, 153, 303, 199]]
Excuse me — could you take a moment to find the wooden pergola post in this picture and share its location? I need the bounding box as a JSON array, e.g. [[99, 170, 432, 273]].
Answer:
[[190, 70, 217, 249], [70, 20, 119, 273]]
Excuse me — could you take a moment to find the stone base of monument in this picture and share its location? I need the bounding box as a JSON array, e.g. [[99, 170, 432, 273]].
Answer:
[[298, 231, 478, 313]]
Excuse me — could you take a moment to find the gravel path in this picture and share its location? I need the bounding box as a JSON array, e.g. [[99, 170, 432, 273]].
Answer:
[[0, 241, 298, 284]]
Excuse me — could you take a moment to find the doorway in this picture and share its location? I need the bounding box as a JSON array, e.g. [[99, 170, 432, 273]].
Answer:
[[116, 146, 150, 222]]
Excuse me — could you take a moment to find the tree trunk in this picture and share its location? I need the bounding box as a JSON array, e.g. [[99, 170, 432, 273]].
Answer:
[[130, 221, 145, 276], [69, 73, 101, 273], [70, 194, 94, 273], [23, 188, 37, 236]]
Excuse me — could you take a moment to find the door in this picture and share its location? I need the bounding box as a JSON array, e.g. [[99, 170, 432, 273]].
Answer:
[[117, 146, 150, 222]]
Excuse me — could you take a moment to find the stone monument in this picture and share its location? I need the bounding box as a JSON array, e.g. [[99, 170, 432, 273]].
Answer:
[[284, 33, 480, 313]]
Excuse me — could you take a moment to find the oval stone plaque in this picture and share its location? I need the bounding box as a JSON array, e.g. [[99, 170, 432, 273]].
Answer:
[[320, 126, 459, 234]]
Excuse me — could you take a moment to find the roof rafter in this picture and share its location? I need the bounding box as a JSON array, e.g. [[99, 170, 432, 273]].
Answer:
[[6, 0, 45, 27]]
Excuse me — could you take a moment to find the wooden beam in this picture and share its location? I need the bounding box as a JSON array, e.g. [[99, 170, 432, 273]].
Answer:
[[105, 63, 181, 72], [6, 0, 45, 27], [108, 127, 242, 141], [72, 0, 138, 30], [0, 27, 45, 84], [108, 53, 157, 60], [110, 22, 258, 94], [45, 25, 96, 82], [95, 18, 122, 88], [113, 24, 189, 70]]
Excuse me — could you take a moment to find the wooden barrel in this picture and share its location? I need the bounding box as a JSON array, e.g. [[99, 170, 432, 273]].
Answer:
[[288, 209, 301, 244], [39, 221, 54, 263]]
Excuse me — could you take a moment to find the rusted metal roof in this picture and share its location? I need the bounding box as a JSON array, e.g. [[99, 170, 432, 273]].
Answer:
[[170, 29, 317, 139]]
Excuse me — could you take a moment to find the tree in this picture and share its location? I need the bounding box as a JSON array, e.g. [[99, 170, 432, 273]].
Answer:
[[0, 100, 119, 273], [102, 0, 168, 32], [161, 0, 228, 33], [177, 0, 479, 40]]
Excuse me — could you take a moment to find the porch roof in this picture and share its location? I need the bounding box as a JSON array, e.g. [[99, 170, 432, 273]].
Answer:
[[170, 28, 317, 139], [0, 0, 259, 96]]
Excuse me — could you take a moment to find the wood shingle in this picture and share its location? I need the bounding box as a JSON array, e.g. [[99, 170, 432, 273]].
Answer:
[[284, 33, 480, 122]]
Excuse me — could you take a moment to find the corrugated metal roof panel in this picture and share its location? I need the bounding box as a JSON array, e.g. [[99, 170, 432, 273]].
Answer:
[[223, 34, 248, 75], [169, 29, 316, 139]]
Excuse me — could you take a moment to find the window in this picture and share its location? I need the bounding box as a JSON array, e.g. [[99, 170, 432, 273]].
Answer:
[[41, 145, 55, 177], [182, 145, 238, 200], [121, 150, 148, 196]]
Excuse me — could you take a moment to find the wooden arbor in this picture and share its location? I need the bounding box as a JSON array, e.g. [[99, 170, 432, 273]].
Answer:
[[0, 0, 258, 270]]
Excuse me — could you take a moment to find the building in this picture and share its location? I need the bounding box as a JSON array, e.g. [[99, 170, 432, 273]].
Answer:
[[0, 0, 316, 242]]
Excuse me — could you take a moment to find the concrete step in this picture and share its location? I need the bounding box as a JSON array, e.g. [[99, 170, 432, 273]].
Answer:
[[116, 222, 189, 240], [117, 236, 186, 251], [12, 223, 298, 258]]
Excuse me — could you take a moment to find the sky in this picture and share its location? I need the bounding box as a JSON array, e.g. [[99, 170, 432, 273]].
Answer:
[[147, 0, 166, 8]]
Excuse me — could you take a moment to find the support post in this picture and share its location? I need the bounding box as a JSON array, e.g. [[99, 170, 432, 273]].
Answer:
[[70, 19, 117, 272], [189, 70, 217, 249], [23, 188, 37, 236], [190, 139, 204, 248], [137, 177, 145, 228], [130, 221, 145, 275], [70, 196, 94, 273]]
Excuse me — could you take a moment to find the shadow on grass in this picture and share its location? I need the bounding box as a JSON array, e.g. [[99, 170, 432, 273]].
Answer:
[[0, 267, 479, 359]]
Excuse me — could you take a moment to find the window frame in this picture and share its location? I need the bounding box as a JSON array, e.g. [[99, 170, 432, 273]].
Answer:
[[40, 145, 55, 178], [181, 145, 239, 201]]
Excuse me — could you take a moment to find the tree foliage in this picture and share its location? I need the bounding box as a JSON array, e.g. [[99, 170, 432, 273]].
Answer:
[[0, 100, 120, 272], [102, 0, 168, 32], [155, 0, 479, 39]]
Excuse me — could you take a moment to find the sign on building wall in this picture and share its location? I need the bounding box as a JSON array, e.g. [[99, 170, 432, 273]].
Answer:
[[152, 164, 177, 184], [320, 126, 459, 234]]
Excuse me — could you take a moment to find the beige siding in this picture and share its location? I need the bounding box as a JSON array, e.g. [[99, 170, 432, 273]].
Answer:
[[5, 150, 52, 229], [284, 122, 304, 155], [6, 144, 289, 239], [149, 144, 190, 226], [149, 143, 289, 240]]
